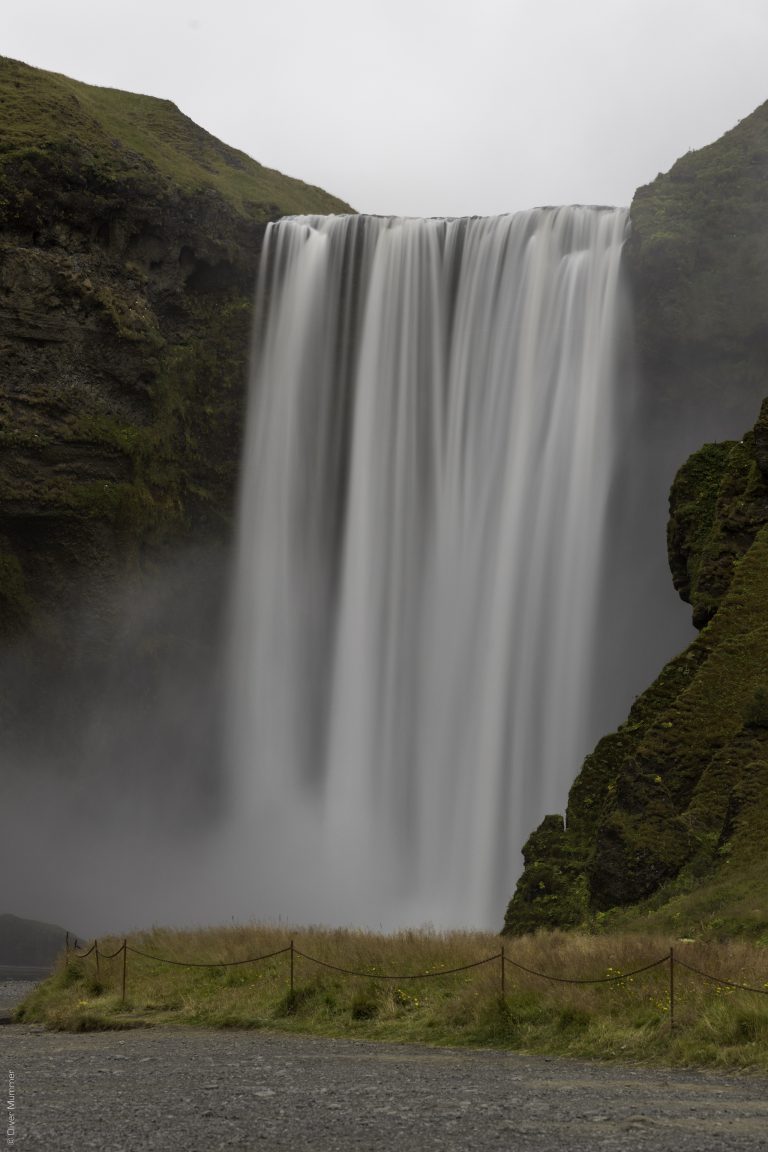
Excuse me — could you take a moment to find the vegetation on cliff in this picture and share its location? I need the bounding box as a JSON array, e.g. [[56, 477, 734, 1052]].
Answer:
[[504, 407, 768, 940], [0, 56, 350, 223]]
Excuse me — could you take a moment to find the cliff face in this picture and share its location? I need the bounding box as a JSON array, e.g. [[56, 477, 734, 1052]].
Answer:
[[0, 57, 351, 640], [504, 104, 768, 939], [627, 98, 768, 440]]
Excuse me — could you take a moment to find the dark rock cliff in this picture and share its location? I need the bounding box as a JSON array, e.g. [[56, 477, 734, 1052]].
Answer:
[[0, 57, 351, 642], [626, 98, 768, 441], [504, 101, 768, 939]]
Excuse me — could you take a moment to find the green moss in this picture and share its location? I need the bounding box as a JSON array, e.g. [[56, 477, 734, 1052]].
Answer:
[[667, 441, 734, 624], [38, 303, 248, 546], [504, 815, 590, 934]]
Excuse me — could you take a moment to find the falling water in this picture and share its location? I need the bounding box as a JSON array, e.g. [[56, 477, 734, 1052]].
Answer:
[[229, 208, 630, 929]]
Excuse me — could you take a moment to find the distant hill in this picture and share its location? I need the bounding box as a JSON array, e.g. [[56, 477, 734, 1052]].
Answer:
[[0, 913, 75, 966]]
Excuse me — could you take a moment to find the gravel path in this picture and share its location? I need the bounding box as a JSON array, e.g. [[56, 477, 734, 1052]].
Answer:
[[3, 987, 768, 1151]]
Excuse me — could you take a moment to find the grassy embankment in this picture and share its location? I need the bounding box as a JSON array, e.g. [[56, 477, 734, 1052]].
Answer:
[[17, 924, 768, 1072]]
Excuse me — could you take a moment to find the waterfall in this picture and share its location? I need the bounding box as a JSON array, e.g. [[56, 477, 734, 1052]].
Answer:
[[228, 207, 630, 929]]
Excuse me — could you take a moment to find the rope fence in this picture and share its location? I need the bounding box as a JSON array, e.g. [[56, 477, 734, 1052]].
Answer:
[[502, 954, 669, 984], [673, 955, 768, 996], [125, 944, 292, 968], [62, 933, 768, 1032], [293, 948, 499, 980]]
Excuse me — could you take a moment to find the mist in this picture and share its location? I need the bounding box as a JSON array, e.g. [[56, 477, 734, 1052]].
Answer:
[[1, 545, 235, 936]]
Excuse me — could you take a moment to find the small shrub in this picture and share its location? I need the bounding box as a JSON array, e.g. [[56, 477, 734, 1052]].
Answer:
[[474, 994, 531, 1044], [273, 985, 319, 1018], [351, 986, 379, 1020], [557, 1006, 592, 1033], [56, 962, 85, 988], [729, 1011, 768, 1044]]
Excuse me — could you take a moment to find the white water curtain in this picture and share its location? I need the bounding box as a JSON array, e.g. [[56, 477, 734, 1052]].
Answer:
[[229, 208, 629, 929]]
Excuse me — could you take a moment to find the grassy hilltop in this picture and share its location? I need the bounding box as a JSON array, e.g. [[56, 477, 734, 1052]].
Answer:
[[0, 56, 349, 220]]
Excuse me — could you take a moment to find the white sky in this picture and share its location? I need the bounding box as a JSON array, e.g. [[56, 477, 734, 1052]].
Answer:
[[4, 0, 768, 217]]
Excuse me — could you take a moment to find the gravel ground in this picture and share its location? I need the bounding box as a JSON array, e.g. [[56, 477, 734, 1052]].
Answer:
[[2, 983, 768, 1151]]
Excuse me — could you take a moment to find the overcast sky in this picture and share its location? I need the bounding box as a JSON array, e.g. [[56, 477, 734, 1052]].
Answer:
[[4, 1, 768, 216]]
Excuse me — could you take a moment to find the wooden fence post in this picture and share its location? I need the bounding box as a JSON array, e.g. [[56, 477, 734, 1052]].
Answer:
[[669, 947, 675, 1032]]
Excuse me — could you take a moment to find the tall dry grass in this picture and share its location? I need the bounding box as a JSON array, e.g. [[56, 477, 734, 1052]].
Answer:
[[17, 924, 768, 1070]]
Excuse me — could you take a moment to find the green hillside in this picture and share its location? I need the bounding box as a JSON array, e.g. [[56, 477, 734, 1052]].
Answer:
[[0, 56, 351, 219]]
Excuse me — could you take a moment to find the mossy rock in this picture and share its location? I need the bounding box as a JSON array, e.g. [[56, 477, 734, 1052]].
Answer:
[[504, 417, 768, 938]]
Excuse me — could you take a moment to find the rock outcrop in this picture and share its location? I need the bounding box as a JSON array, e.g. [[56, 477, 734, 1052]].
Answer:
[[627, 98, 768, 440]]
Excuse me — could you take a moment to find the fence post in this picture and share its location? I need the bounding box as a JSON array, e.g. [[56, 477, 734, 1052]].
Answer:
[[669, 947, 675, 1032], [95, 940, 100, 978], [500, 946, 505, 996], [121, 941, 127, 1005], [65, 931, 70, 967], [290, 939, 295, 996]]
